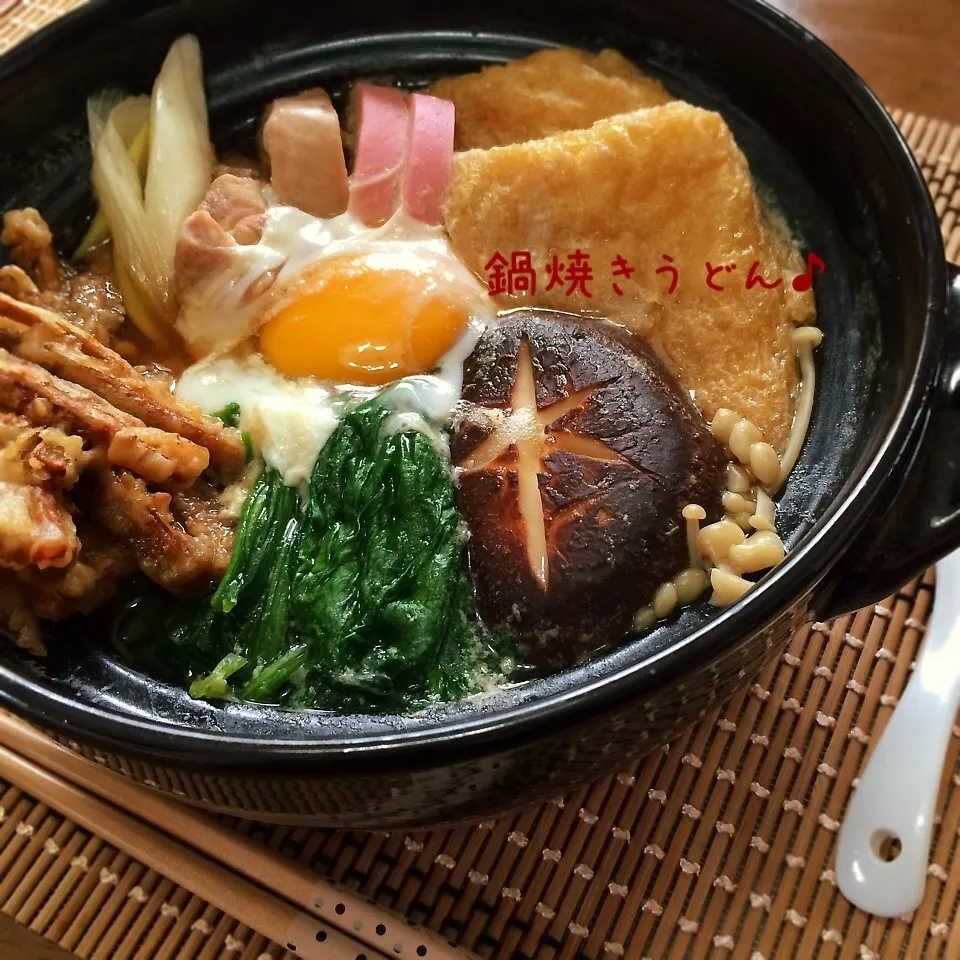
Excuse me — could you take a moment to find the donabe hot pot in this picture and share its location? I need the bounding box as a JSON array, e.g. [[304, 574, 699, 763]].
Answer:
[[0, 0, 957, 827]]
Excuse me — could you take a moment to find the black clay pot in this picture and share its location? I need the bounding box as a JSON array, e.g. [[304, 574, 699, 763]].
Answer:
[[0, 0, 957, 827]]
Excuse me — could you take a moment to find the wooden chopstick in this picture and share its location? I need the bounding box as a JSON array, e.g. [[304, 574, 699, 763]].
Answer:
[[0, 743, 375, 960], [0, 711, 479, 960]]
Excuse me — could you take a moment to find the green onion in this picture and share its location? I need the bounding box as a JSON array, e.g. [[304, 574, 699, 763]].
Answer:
[[188, 652, 248, 699]]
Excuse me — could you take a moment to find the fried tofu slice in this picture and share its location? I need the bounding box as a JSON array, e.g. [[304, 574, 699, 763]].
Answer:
[[444, 101, 814, 450], [428, 47, 673, 150]]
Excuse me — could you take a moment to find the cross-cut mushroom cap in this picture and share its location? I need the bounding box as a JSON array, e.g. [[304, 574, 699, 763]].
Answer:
[[451, 309, 727, 668]]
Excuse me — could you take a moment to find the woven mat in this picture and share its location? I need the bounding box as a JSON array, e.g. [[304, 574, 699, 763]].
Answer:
[[2, 2, 960, 958]]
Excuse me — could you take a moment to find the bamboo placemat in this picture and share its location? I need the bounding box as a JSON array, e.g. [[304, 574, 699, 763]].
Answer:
[[2, 2, 960, 958]]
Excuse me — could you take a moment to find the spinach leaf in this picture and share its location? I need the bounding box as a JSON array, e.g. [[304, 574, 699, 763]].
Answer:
[[120, 401, 517, 713], [188, 652, 248, 699], [211, 402, 252, 460], [121, 467, 302, 696], [292, 405, 498, 711], [211, 469, 299, 616], [213, 402, 241, 427], [241, 430, 253, 462]]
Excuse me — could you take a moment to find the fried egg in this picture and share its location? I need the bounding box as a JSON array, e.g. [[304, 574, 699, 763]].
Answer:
[[174, 203, 494, 482], [175, 354, 340, 486], [177, 205, 492, 370]]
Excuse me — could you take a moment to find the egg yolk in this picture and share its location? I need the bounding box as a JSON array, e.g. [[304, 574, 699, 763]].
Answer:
[[258, 252, 473, 385]]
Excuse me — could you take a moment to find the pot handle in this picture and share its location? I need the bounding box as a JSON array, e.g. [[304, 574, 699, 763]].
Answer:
[[810, 262, 960, 620]]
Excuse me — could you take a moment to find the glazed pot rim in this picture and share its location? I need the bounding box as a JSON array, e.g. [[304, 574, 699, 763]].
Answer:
[[0, 0, 946, 767]]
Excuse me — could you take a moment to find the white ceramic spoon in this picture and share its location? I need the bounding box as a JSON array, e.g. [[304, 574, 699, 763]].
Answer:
[[835, 547, 960, 916]]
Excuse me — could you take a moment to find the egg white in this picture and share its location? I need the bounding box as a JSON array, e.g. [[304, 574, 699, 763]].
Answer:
[[176, 354, 337, 486], [176, 347, 476, 486], [174, 200, 495, 485], [176, 204, 492, 354]]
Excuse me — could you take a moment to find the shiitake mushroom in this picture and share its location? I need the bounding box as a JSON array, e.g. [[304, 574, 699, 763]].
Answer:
[[451, 309, 726, 669]]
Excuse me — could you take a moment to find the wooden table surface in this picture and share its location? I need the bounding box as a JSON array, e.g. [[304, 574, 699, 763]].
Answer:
[[0, 911, 77, 959], [769, 0, 960, 125]]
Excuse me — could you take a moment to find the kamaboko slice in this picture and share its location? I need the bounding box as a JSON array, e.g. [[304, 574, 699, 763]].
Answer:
[[401, 93, 455, 225], [348, 83, 409, 226]]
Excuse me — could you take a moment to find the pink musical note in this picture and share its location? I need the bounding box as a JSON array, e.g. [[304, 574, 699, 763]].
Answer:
[[792, 252, 826, 292]]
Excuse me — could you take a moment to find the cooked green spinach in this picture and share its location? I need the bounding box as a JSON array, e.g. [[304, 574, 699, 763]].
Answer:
[[121, 402, 516, 713], [212, 402, 253, 461], [213, 401, 241, 427]]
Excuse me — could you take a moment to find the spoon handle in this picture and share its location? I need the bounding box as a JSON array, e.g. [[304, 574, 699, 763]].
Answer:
[[835, 549, 960, 917]]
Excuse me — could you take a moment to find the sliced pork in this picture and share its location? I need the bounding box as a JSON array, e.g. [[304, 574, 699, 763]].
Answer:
[[88, 468, 233, 592]]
